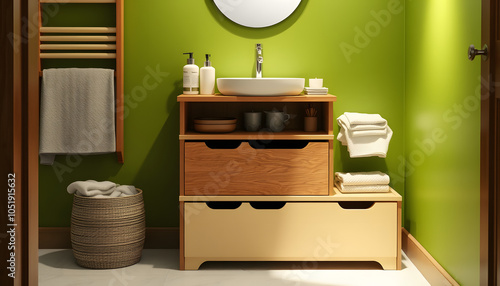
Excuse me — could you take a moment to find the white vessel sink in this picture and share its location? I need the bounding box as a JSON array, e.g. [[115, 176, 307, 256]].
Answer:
[[217, 78, 305, 96]]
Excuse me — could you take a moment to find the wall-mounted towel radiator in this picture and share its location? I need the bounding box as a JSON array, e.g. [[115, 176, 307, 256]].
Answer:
[[38, 0, 124, 163]]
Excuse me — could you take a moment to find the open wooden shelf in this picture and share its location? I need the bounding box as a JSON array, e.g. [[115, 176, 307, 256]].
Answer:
[[178, 94, 336, 141], [177, 94, 337, 103], [180, 188, 402, 202], [180, 130, 334, 140]]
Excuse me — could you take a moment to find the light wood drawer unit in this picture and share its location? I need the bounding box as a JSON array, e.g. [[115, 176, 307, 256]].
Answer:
[[177, 94, 403, 272], [184, 141, 329, 196], [184, 201, 399, 270]]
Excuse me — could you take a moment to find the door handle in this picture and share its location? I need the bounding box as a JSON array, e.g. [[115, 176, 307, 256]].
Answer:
[[468, 44, 488, 61]]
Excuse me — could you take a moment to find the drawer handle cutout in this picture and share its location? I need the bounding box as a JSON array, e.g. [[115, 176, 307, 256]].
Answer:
[[205, 202, 242, 209], [249, 140, 311, 149], [204, 141, 242, 149], [338, 201, 375, 209], [250, 202, 287, 209]]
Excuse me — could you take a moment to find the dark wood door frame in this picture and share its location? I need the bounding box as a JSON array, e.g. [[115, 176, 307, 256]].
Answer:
[[1, 0, 37, 285], [480, 0, 500, 285], [1, 0, 22, 285]]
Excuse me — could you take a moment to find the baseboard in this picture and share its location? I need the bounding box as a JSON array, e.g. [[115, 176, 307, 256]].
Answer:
[[39, 227, 179, 249], [402, 228, 459, 286], [39, 227, 72, 249]]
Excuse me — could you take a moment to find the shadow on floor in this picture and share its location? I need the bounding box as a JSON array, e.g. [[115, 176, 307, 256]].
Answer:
[[39, 250, 81, 270], [39, 249, 407, 271], [200, 260, 385, 270], [39, 249, 179, 270], [39, 250, 421, 286]]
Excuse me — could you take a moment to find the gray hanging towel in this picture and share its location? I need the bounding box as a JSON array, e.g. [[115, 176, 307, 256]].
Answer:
[[39, 68, 116, 165]]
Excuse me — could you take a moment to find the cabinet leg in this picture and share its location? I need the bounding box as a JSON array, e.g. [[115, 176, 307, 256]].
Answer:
[[184, 258, 205, 270], [376, 257, 397, 270]]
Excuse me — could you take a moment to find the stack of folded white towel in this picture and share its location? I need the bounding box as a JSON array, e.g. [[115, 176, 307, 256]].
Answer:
[[67, 180, 137, 198], [337, 112, 393, 158], [335, 171, 390, 193], [305, 87, 328, 95]]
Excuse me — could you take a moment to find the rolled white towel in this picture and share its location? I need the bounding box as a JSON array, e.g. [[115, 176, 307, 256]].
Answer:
[[67, 180, 137, 198], [114, 185, 138, 197], [67, 180, 116, 196], [336, 183, 390, 193], [335, 171, 390, 187]]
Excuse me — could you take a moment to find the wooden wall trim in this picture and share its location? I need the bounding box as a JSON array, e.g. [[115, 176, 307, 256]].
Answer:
[[38, 228, 72, 249], [402, 228, 459, 286], [27, 0, 39, 284], [39, 227, 180, 249], [143, 227, 180, 249], [115, 0, 124, 162]]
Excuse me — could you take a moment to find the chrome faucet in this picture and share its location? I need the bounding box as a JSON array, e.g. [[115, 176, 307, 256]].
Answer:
[[256, 44, 263, 78]]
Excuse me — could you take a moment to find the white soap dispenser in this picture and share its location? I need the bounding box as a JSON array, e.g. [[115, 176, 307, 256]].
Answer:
[[183, 52, 199, 95], [200, 54, 215, 95]]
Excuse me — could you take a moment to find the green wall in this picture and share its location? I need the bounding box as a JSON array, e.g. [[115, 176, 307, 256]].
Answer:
[[404, 0, 481, 285], [38, 0, 483, 283], [39, 0, 406, 227]]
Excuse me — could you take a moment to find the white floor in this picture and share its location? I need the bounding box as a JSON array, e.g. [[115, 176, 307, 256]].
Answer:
[[39, 249, 430, 286]]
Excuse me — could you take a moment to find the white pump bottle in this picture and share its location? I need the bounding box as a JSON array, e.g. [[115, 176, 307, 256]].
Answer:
[[183, 52, 199, 95], [200, 54, 215, 95]]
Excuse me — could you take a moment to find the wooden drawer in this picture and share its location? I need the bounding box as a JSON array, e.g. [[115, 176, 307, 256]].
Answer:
[[184, 141, 329, 196], [184, 201, 398, 270]]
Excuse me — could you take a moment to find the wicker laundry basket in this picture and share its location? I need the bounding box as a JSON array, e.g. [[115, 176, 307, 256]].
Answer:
[[71, 189, 145, 269]]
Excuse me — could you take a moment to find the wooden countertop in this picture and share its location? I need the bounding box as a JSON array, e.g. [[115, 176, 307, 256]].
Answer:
[[180, 188, 402, 202], [177, 94, 337, 102]]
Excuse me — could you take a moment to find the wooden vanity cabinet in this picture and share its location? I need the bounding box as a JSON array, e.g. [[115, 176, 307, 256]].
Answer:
[[177, 94, 401, 271]]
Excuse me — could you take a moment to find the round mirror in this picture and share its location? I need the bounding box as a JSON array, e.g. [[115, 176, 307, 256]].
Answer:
[[213, 0, 302, 28]]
